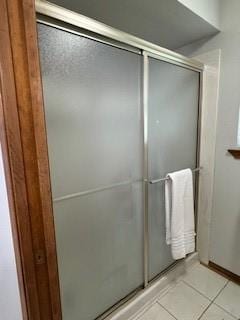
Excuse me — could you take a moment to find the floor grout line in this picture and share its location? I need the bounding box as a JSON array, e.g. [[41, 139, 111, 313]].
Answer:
[[133, 301, 158, 320], [156, 301, 178, 320], [197, 280, 230, 320], [181, 279, 213, 302], [156, 279, 213, 320], [211, 302, 239, 319], [133, 270, 240, 320], [197, 300, 214, 320], [213, 280, 229, 302], [157, 276, 230, 320], [213, 280, 240, 319], [180, 280, 213, 320], [156, 281, 179, 301]]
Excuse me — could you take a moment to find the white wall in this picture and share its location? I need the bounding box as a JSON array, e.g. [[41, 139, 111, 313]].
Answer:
[[177, 0, 240, 276], [178, 0, 220, 28], [0, 144, 22, 320], [220, 0, 240, 31], [50, 0, 219, 50]]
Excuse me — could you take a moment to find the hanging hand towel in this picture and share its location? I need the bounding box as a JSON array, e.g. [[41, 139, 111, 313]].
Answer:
[[165, 168, 196, 260]]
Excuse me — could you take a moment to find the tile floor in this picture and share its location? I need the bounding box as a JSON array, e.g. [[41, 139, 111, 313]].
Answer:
[[136, 263, 240, 320]]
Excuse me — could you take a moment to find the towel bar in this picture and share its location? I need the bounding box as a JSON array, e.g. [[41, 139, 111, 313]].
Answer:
[[148, 167, 202, 184]]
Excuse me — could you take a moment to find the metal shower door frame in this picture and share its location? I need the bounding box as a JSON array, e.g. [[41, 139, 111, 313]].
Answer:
[[35, 0, 204, 317], [142, 51, 203, 287]]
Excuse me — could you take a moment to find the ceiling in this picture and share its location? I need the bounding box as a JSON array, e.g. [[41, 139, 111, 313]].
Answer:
[[49, 0, 219, 50]]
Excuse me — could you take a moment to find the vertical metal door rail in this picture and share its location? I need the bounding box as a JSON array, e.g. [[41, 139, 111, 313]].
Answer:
[[194, 70, 204, 244], [143, 52, 149, 287]]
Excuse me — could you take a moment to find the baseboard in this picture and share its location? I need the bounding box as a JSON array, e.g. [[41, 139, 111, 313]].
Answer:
[[208, 261, 240, 285]]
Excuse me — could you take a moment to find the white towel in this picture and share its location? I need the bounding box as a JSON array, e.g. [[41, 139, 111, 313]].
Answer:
[[165, 168, 196, 260]]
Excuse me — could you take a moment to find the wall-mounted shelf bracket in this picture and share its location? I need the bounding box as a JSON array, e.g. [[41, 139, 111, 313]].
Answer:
[[228, 149, 240, 159]]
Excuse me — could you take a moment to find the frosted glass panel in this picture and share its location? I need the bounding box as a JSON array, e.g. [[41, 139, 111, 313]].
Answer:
[[38, 23, 143, 320], [38, 23, 142, 199], [54, 182, 143, 320], [148, 58, 199, 280]]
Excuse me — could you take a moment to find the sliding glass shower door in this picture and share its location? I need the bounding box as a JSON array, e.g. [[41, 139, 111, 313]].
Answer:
[[147, 56, 200, 280], [38, 23, 143, 320], [38, 19, 201, 320]]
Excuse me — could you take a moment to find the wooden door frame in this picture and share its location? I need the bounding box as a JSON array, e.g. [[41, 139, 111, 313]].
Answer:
[[0, 0, 61, 319]]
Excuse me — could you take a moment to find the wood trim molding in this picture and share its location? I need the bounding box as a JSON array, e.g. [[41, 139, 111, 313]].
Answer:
[[0, 59, 28, 320], [208, 261, 240, 285], [0, 1, 62, 319]]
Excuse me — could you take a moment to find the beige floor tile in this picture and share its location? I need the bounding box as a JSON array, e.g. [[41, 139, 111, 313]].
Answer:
[[158, 281, 210, 320], [137, 303, 175, 320], [200, 304, 237, 320], [182, 263, 228, 300], [215, 281, 240, 318]]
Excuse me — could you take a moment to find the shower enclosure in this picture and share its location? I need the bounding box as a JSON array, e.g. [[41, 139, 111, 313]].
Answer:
[[36, 3, 202, 319]]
